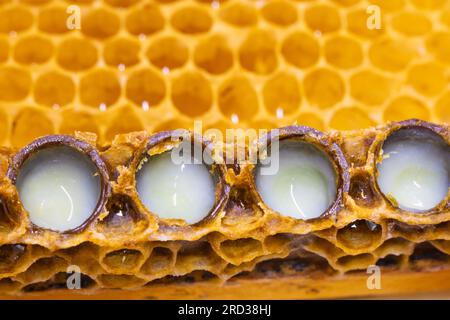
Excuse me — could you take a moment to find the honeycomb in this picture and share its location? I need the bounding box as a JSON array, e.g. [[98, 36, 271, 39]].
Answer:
[[0, 119, 448, 299], [0, 0, 448, 299]]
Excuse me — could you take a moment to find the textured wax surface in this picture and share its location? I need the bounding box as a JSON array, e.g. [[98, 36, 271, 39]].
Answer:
[[377, 132, 449, 211], [136, 150, 216, 224], [0, 0, 448, 148], [15, 146, 101, 232], [255, 140, 337, 220]]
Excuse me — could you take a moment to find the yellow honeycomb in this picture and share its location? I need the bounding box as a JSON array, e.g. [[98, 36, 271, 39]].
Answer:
[[0, 0, 444, 149], [0, 0, 448, 299]]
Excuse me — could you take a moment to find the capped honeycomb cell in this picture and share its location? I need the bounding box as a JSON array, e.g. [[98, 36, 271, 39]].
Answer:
[[171, 71, 212, 117], [304, 68, 345, 109], [125, 3, 165, 36], [194, 34, 233, 75], [146, 36, 189, 70], [281, 32, 320, 69], [239, 29, 278, 75], [79, 68, 121, 108], [171, 5, 213, 34]]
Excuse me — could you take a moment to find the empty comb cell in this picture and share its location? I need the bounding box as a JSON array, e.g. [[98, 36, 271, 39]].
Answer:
[[376, 126, 450, 212], [135, 139, 217, 225], [7, 136, 109, 232], [255, 134, 339, 220]]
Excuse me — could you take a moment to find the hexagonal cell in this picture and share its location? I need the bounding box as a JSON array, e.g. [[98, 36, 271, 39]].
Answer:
[[81, 7, 120, 39], [375, 238, 414, 257], [194, 34, 233, 75], [0, 5, 33, 33], [171, 71, 212, 117], [146, 36, 189, 70], [34, 71, 75, 107], [0, 244, 26, 274], [350, 70, 393, 106], [263, 71, 300, 117], [14, 35, 53, 65], [281, 32, 319, 69], [239, 29, 278, 75], [38, 5, 72, 34], [375, 254, 404, 268], [57, 38, 98, 71], [16, 257, 68, 284], [336, 253, 375, 271], [220, 1, 258, 27], [219, 238, 263, 265], [104, 37, 140, 68], [407, 63, 446, 97], [175, 241, 224, 274], [141, 247, 174, 275], [347, 9, 384, 38], [11, 108, 54, 148], [336, 220, 382, 250], [103, 249, 144, 271], [392, 12, 431, 36], [104, 105, 145, 142], [126, 3, 165, 36], [57, 242, 103, 276], [79, 68, 121, 108], [126, 68, 166, 108], [329, 107, 375, 131], [218, 76, 259, 123], [171, 5, 212, 34], [369, 38, 416, 73], [384, 96, 430, 123], [0, 66, 31, 101], [348, 173, 382, 208], [426, 32, 450, 64], [261, 0, 297, 26], [324, 35, 363, 69], [304, 4, 341, 34], [304, 68, 345, 109]]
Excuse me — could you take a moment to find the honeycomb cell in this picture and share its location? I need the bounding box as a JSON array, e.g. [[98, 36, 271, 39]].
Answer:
[[336, 220, 382, 250], [239, 29, 278, 75], [11, 108, 54, 148], [146, 36, 188, 70], [261, 0, 297, 26], [350, 70, 393, 106], [436, 92, 450, 123], [369, 0, 405, 11], [220, 1, 258, 27], [392, 12, 432, 37], [57, 38, 98, 71], [81, 8, 120, 39], [347, 9, 384, 38], [80, 69, 121, 108], [171, 71, 212, 117], [369, 38, 415, 72], [349, 173, 381, 207], [0, 37, 8, 62], [34, 71, 75, 107], [13, 35, 53, 65], [140, 247, 174, 274], [263, 71, 301, 116], [0, 5, 33, 33], [104, 0, 141, 7], [324, 36, 363, 69], [220, 238, 263, 263], [426, 32, 450, 64], [171, 6, 212, 34], [104, 105, 145, 142], [305, 4, 341, 34], [218, 76, 259, 123], [126, 68, 166, 107], [125, 3, 165, 36], [383, 96, 430, 122], [0, 66, 31, 101], [38, 6, 71, 34], [329, 107, 375, 130], [60, 109, 100, 136], [411, 0, 447, 10], [407, 63, 446, 97], [103, 249, 143, 270], [104, 37, 140, 68], [194, 34, 233, 75], [0, 244, 26, 273], [304, 68, 345, 109], [297, 113, 325, 131], [281, 32, 320, 69]]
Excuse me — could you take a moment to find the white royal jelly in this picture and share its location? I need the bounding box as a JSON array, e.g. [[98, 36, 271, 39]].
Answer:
[[255, 140, 337, 220], [376, 128, 449, 212], [16, 146, 101, 232], [136, 150, 216, 224]]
